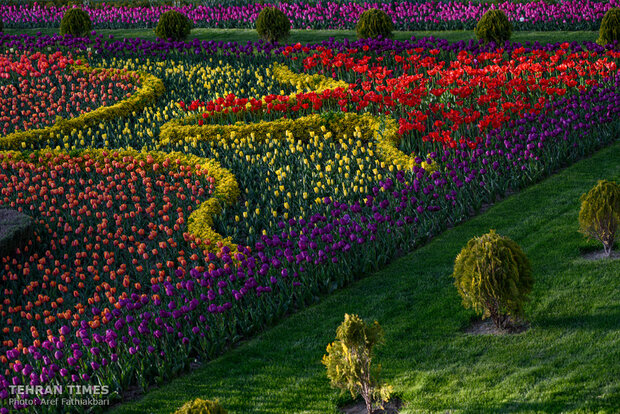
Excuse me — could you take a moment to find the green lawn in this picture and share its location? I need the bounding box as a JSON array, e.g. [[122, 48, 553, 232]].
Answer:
[[5, 28, 600, 45], [110, 140, 620, 414]]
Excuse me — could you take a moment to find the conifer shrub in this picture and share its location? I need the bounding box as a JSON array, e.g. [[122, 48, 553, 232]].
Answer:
[[173, 398, 227, 414], [322, 314, 392, 414], [356, 8, 394, 39], [452, 230, 533, 330], [597, 8, 620, 46], [155, 10, 192, 41], [59, 8, 92, 37], [578, 180, 620, 257], [474, 9, 512, 44], [255, 7, 290, 43]]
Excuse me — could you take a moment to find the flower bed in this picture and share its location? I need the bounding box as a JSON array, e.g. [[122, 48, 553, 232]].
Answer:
[[0, 38, 618, 413], [0, 52, 139, 136], [0, 0, 618, 31]]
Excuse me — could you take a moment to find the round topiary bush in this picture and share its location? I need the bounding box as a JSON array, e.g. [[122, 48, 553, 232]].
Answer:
[[474, 9, 512, 44], [59, 8, 92, 37], [597, 7, 620, 46], [154, 10, 192, 41], [356, 8, 394, 39], [174, 398, 227, 414], [255, 7, 290, 43], [452, 230, 533, 330], [579, 180, 620, 257]]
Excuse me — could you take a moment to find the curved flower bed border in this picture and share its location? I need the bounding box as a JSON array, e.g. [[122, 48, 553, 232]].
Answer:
[[161, 64, 431, 171], [0, 65, 165, 150], [0, 61, 240, 251], [0, 147, 240, 252], [0, 40, 619, 413]]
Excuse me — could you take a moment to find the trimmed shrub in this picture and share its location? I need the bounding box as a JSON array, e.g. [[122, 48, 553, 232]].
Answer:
[[155, 10, 192, 41], [59, 8, 92, 37], [579, 180, 620, 256], [322, 314, 392, 414], [174, 398, 227, 414], [255, 7, 290, 43], [597, 8, 620, 46], [475, 9, 512, 44], [356, 8, 394, 39], [452, 230, 533, 329]]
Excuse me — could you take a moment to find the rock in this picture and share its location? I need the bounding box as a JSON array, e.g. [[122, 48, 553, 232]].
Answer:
[[0, 209, 34, 258]]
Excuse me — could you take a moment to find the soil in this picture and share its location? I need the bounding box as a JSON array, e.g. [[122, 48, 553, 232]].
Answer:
[[465, 317, 529, 335], [340, 397, 402, 414], [581, 250, 620, 261]]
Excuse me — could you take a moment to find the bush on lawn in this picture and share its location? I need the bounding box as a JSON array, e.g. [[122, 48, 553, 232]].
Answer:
[[255, 7, 290, 43], [356, 8, 394, 39], [59, 8, 92, 37], [155, 10, 192, 41], [323, 314, 392, 414], [452, 230, 533, 330], [579, 180, 620, 257], [597, 8, 620, 46], [174, 398, 227, 414], [475, 9, 512, 44]]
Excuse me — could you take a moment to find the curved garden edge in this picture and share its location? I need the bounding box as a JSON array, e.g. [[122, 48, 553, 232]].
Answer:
[[109, 138, 620, 414], [0, 64, 165, 150]]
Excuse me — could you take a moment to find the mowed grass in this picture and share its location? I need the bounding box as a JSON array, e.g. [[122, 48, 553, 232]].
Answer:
[[4, 28, 599, 45], [110, 139, 620, 414]]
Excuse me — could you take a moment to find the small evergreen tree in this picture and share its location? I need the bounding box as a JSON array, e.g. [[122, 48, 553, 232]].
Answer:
[[155, 10, 192, 41], [59, 8, 92, 37], [356, 9, 394, 39], [255, 7, 290, 43], [475, 9, 512, 44], [452, 230, 533, 330], [579, 180, 620, 256], [174, 398, 227, 414], [322, 314, 392, 414], [597, 8, 620, 46]]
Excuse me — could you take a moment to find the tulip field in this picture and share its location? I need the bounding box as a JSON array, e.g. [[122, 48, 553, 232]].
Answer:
[[1, 0, 618, 31], [0, 28, 619, 413]]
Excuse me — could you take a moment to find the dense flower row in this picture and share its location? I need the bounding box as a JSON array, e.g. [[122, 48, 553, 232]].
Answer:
[[2, 81, 618, 413], [0, 37, 618, 413], [1, 31, 618, 63], [0, 51, 139, 136], [0, 52, 165, 151], [0, 0, 618, 31]]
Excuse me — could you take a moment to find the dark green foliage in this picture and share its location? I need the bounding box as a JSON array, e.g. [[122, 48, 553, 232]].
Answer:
[[322, 314, 392, 414], [579, 180, 620, 256], [356, 8, 394, 40], [474, 9, 512, 44], [452, 230, 533, 329], [155, 10, 192, 41], [59, 7, 92, 37], [0, 18, 3, 33], [0, 209, 34, 259], [597, 8, 620, 46], [173, 398, 227, 414], [255, 7, 290, 43]]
